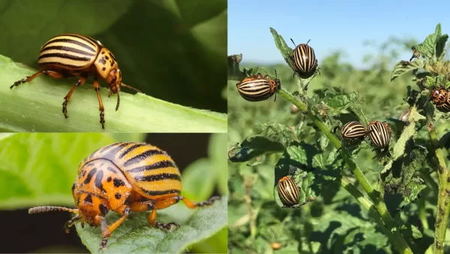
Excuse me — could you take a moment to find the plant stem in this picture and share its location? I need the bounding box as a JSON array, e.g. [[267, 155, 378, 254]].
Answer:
[[429, 127, 449, 254], [277, 88, 414, 254]]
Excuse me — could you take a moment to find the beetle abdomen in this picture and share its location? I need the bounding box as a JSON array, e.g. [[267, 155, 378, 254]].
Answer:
[[85, 142, 182, 200], [38, 34, 100, 70]]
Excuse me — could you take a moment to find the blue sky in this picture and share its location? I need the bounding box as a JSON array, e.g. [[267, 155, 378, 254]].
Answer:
[[229, 0, 450, 67]]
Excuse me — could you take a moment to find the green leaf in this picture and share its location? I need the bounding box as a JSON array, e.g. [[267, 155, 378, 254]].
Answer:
[[0, 55, 227, 132], [269, 27, 296, 71], [0, 133, 115, 209], [382, 107, 425, 173], [228, 136, 284, 162], [191, 9, 227, 56], [0, 0, 132, 65], [415, 24, 448, 59], [391, 59, 425, 81], [208, 134, 228, 195], [76, 196, 227, 254]]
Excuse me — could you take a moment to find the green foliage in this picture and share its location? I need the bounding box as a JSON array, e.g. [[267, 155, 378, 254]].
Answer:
[[0, 133, 115, 209], [76, 197, 227, 254], [182, 134, 228, 201], [0, 55, 227, 132], [0, 0, 226, 112], [229, 25, 450, 253]]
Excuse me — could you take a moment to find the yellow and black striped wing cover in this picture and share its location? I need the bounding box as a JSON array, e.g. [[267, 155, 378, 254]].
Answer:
[[38, 34, 100, 70], [368, 121, 391, 148], [236, 78, 274, 101], [292, 44, 318, 78], [277, 176, 300, 207], [341, 121, 366, 139], [83, 142, 182, 200]]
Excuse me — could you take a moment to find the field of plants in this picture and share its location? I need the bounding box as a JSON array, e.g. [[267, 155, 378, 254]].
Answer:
[[228, 25, 450, 253]]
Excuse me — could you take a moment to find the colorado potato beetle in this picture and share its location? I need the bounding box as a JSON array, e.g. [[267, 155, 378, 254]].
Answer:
[[431, 88, 450, 112], [10, 34, 139, 129], [341, 121, 367, 140], [291, 41, 318, 79], [28, 142, 218, 248], [277, 176, 300, 208], [236, 73, 281, 101], [367, 121, 392, 148]]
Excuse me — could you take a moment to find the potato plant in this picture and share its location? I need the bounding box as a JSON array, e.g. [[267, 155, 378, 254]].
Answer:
[[228, 25, 449, 253]]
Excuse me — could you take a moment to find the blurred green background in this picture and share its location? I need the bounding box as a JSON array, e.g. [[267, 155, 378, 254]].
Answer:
[[0, 0, 227, 112], [0, 133, 227, 253]]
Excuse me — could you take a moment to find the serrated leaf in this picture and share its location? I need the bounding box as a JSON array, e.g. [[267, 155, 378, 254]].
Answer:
[[76, 196, 227, 254], [269, 27, 296, 71], [416, 24, 442, 59], [382, 107, 424, 174], [391, 59, 425, 81], [228, 136, 284, 162], [436, 34, 448, 59]]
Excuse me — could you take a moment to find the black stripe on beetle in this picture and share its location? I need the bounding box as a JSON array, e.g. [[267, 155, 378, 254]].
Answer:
[[118, 143, 146, 159], [341, 121, 367, 139], [123, 149, 165, 167], [42, 38, 97, 53], [94, 170, 106, 192], [291, 43, 318, 78], [236, 74, 280, 101], [127, 160, 177, 173], [277, 176, 300, 207], [142, 189, 180, 196], [83, 168, 97, 184], [368, 121, 391, 148], [135, 173, 181, 182]]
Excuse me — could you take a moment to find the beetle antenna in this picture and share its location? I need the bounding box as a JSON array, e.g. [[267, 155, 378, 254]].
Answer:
[[290, 38, 296, 46], [29, 206, 78, 214], [121, 83, 142, 93], [274, 69, 278, 79], [306, 39, 311, 45]]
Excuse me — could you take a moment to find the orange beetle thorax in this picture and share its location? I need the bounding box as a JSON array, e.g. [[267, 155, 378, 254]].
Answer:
[[94, 48, 122, 94]]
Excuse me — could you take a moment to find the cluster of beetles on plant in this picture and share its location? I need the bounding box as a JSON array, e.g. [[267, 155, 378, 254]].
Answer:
[[234, 34, 448, 208]]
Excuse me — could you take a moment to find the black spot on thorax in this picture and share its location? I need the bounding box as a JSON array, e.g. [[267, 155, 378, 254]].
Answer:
[[113, 178, 125, 187]]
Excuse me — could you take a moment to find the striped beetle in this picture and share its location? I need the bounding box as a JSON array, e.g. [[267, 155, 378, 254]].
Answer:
[[236, 73, 281, 101], [29, 142, 218, 248], [341, 121, 367, 140], [290, 40, 318, 79], [431, 88, 450, 112], [10, 34, 139, 129], [367, 121, 392, 148], [277, 176, 300, 207]]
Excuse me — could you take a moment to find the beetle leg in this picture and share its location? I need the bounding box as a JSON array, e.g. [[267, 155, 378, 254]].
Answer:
[[147, 208, 178, 231], [100, 208, 130, 249], [62, 77, 86, 119], [64, 215, 81, 233], [180, 195, 220, 209], [10, 70, 64, 89], [93, 79, 105, 129], [116, 91, 120, 111]]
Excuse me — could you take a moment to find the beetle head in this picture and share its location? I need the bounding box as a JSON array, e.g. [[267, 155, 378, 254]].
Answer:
[[76, 192, 109, 226], [106, 68, 122, 94]]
